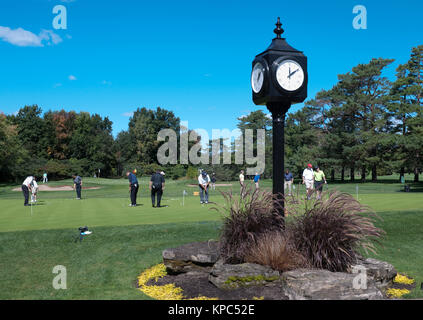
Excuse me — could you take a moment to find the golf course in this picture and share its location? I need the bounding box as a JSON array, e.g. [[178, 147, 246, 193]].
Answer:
[[0, 175, 422, 300]]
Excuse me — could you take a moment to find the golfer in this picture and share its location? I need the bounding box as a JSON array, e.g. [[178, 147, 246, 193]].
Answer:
[[126, 170, 139, 207], [72, 174, 82, 199], [31, 178, 39, 203], [198, 170, 210, 204], [284, 169, 294, 196], [211, 173, 217, 190], [150, 170, 165, 208], [302, 163, 314, 200], [239, 170, 245, 187], [22, 175, 34, 206], [254, 172, 261, 190], [42, 172, 48, 183], [314, 166, 327, 200]]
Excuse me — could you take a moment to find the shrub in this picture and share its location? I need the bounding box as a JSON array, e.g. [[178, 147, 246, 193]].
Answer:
[[212, 186, 285, 264], [244, 230, 309, 272], [291, 191, 384, 272]]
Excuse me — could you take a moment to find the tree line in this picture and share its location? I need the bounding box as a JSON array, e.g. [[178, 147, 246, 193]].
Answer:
[[0, 45, 421, 182]]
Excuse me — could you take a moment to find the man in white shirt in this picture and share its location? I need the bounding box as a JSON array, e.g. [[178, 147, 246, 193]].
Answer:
[[198, 170, 210, 204], [22, 176, 34, 206], [239, 170, 245, 187], [302, 163, 314, 200]]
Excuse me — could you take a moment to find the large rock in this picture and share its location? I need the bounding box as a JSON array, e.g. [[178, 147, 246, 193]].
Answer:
[[348, 258, 397, 289], [280, 269, 384, 300], [209, 259, 280, 290], [162, 241, 220, 274]]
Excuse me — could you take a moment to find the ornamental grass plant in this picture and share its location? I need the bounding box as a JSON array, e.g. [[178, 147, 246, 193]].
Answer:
[[244, 230, 310, 272], [214, 188, 384, 273], [212, 185, 285, 264], [290, 191, 385, 272]]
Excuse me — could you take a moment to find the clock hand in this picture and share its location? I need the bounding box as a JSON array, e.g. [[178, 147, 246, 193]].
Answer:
[[257, 72, 261, 82], [288, 68, 299, 79]]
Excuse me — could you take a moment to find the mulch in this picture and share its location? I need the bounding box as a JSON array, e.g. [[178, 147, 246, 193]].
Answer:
[[144, 272, 288, 300]]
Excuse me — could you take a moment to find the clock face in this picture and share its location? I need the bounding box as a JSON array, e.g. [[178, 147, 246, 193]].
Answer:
[[251, 62, 265, 93], [275, 59, 304, 91]]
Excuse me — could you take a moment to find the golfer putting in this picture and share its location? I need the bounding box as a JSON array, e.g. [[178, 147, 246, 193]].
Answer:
[[21, 175, 35, 206], [198, 170, 210, 204]]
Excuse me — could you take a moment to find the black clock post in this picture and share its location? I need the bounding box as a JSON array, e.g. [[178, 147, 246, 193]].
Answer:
[[251, 18, 308, 216]]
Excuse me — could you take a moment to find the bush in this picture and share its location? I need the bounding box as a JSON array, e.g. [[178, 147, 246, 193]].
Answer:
[[212, 186, 285, 264], [244, 230, 309, 272], [291, 191, 384, 272]]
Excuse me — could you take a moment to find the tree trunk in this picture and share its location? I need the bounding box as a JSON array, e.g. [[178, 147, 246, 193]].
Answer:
[[414, 167, 419, 182], [361, 166, 366, 182], [331, 169, 335, 182], [341, 167, 345, 182], [372, 165, 377, 182], [350, 166, 355, 181]]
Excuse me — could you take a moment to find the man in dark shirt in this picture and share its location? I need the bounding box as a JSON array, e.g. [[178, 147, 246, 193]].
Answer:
[[284, 169, 294, 196], [72, 174, 82, 199], [149, 170, 165, 207], [126, 170, 139, 207]]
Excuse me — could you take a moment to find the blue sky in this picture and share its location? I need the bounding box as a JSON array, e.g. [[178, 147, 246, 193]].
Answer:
[[0, 0, 422, 137]]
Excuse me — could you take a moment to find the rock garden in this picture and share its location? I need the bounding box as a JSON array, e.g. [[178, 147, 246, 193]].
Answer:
[[137, 188, 416, 300]]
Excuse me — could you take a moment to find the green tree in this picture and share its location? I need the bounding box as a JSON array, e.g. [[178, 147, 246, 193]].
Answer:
[[127, 107, 180, 165], [336, 58, 394, 181], [390, 45, 423, 182]]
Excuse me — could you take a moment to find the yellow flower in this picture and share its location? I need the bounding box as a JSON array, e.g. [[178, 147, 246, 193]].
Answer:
[[393, 274, 415, 285], [188, 296, 219, 300], [141, 284, 184, 300], [386, 288, 410, 298], [137, 263, 167, 287], [138, 264, 218, 300]]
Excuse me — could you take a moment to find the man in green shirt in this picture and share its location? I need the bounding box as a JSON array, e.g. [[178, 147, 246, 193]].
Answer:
[[314, 166, 327, 200]]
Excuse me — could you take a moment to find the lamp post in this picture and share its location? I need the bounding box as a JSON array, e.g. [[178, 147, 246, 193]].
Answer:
[[251, 18, 308, 216]]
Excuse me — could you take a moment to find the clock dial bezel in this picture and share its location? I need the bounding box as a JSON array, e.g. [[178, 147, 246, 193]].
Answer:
[[251, 58, 269, 96], [272, 57, 305, 93]]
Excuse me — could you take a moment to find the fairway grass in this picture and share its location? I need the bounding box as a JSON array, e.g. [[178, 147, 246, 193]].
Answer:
[[1, 177, 422, 299]]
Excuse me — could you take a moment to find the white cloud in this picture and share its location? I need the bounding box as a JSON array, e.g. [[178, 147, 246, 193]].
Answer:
[[68, 75, 77, 81], [53, 83, 63, 88], [0, 26, 62, 47], [122, 112, 134, 117]]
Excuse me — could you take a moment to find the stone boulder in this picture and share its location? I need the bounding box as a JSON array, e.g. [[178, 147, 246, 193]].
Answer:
[[162, 241, 219, 274], [209, 259, 280, 290], [280, 269, 384, 300], [348, 258, 397, 289]]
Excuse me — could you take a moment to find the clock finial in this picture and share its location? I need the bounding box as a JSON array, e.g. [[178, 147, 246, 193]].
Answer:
[[274, 17, 284, 39]]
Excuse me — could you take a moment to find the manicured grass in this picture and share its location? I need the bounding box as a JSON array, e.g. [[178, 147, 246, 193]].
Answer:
[[1, 176, 422, 299], [0, 222, 220, 299]]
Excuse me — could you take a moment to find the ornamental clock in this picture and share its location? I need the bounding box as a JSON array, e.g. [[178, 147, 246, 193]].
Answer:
[[251, 18, 308, 111], [250, 18, 308, 217]]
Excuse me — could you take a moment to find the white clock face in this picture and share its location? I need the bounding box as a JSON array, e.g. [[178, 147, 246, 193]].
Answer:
[[276, 60, 304, 91], [251, 62, 264, 93]]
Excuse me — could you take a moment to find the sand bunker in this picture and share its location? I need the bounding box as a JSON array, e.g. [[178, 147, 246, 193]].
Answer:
[[12, 185, 101, 192]]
